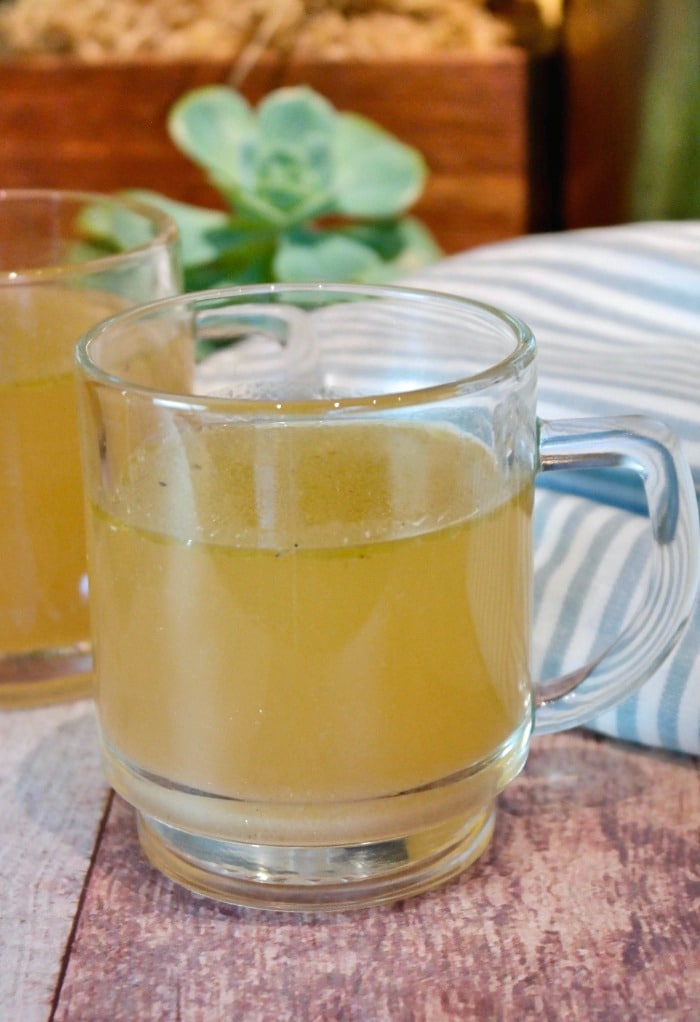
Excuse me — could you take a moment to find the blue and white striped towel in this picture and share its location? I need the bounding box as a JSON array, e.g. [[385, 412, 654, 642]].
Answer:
[[411, 220, 700, 756]]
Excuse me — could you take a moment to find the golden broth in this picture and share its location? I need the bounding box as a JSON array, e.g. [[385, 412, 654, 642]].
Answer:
[[91, 420, 533, 807]]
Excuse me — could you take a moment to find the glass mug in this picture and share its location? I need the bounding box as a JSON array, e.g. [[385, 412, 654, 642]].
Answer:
[[0, 189, 182, 707], [75, 284, 699, 911]]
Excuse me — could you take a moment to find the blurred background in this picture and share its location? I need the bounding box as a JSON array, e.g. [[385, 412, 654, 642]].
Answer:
[[0, 0, 697, 253]]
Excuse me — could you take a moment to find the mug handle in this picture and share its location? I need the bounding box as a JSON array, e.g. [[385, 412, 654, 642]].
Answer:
[[533, 415, 699, 733]]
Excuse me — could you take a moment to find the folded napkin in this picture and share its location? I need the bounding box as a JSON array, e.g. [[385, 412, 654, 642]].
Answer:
[[411, 221, 700, 755]]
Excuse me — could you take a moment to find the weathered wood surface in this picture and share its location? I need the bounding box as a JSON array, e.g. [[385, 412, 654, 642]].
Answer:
[[2, 708, 697, 1021], [0, 701, 108, 1022]]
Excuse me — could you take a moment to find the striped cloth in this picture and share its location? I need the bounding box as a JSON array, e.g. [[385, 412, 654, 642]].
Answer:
[[410, 220, 700, 755]]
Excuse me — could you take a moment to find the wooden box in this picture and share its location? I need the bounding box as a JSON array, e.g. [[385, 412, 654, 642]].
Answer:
[[562, 0, 660, 228], [0, 51, 562, 254]]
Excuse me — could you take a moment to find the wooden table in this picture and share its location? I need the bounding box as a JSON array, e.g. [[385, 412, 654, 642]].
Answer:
[[2, 700, 698, 1021]]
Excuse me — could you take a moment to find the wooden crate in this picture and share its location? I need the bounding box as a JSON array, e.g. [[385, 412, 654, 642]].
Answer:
[[562, 0, 657, 228], [0, 52, 562, 255]]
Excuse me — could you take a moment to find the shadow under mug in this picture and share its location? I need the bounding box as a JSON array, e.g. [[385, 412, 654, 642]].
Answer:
[[75, 283, 699, 910], [0, 188, 182, 707]]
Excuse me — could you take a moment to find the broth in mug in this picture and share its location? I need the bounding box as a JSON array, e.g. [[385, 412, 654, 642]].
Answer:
[[0, 286, 124, 657], [89, 421, 533, 840]]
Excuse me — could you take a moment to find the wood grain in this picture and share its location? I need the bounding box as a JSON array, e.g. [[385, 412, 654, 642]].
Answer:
[[0, 701, 108, 1022], [51, 731, 700, 1022], [0, 52, 561, 254]]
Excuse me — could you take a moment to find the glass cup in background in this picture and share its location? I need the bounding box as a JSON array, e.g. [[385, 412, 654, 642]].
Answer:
[[0, 189, 182, 707], [75, 284, 699, 911]]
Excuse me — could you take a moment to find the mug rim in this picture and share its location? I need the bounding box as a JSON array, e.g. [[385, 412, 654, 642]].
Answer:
[[0, 187, 179, 284], [75, 281, 537, 414]]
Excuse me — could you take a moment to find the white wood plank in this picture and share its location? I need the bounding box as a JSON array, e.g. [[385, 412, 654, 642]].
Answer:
[[0, 700, 109, 1022]]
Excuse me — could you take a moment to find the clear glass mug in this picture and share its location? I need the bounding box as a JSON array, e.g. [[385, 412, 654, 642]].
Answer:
[[0, 189, 182, 707], [75, 284, 699, 911]]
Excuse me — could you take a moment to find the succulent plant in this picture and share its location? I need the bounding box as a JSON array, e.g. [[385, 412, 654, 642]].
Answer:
[[129, 84, 442, 288]]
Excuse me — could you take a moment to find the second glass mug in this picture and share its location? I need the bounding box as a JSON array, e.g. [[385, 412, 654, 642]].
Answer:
[[75, 284, 699, 911], [0, 189, 182, 707]]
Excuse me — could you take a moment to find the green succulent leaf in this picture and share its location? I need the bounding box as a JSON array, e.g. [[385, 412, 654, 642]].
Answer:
[[257, 86, 336, 145], [124, 190, 233, 267], [250, 87, 336, 215], [275, 216, 442, 284], [274, 229, 384, 283], [168, 85, 339, 228], [81, 84, 441, 297], [167, 84, 430, 231], [344, 218, 444, 274], [76, 200, 157, 254], [332, 113, 428, 218], [168, 85, 255, 190], [185, 241, 276, 292], [120, 191, 279, 289]]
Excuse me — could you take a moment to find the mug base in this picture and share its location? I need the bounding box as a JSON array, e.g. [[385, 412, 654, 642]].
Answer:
[[136, 803, 496, 912], [0, 643, 93, 708]]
